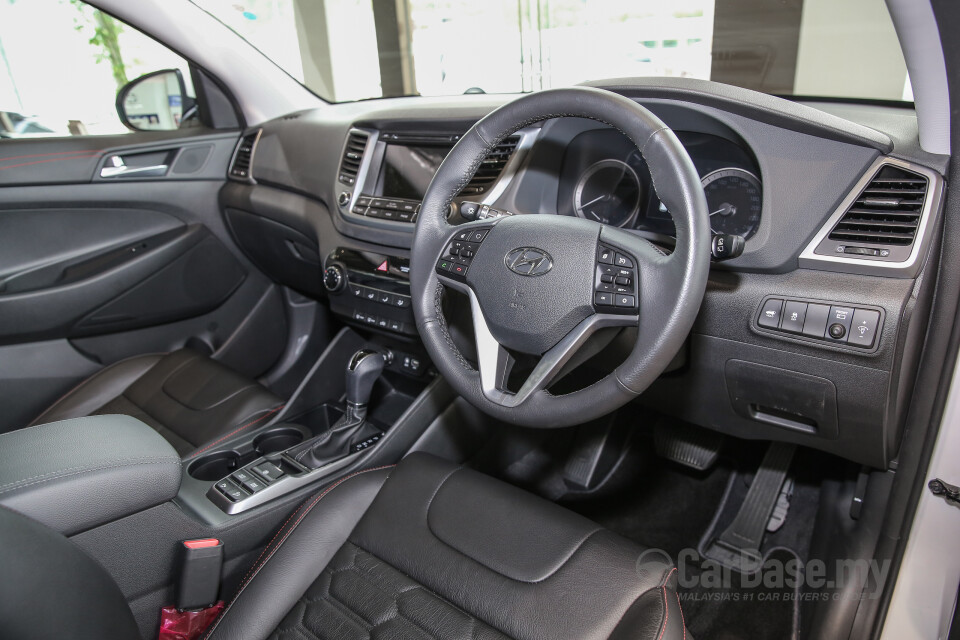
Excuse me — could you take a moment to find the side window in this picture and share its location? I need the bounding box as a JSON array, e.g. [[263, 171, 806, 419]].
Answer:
[[0, 0, 195, 138]]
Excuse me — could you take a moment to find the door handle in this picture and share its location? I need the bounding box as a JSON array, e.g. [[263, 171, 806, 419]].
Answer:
[[100, 155, 169, 178]]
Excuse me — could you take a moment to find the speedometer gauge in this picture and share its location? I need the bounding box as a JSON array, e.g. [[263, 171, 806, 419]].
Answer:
[[701, 168, 762, 239], [574, 159, 642, 228]]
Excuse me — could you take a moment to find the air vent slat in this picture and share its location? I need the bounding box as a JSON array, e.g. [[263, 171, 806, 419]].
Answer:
[[229, 131, 260, 180], [460, 135, 520, 195], [339, 130, 369, 186], [827, 165, 928, 247]]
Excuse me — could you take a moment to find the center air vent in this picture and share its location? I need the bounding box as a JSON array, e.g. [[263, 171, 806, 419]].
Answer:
[[460, 135, 521, 195], [338, 130, 369, 186], [229, 130, 260, 181], [826, 165, 928, 246]]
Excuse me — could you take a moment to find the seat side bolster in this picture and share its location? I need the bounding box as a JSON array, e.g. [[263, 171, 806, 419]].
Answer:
[[206, 466, 394, 640], [609, 573, 688, 640]]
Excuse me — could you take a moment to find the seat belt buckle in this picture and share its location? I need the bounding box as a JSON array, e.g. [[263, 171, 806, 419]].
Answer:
[[159, 539, 225, 640], [176, 538, 224, 610]]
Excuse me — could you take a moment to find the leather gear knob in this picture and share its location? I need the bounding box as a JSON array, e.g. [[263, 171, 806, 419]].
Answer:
[[345, 349, 386, 407]]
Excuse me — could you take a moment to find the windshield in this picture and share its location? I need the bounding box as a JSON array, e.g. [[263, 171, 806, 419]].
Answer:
[[192, 0, 912, 104]]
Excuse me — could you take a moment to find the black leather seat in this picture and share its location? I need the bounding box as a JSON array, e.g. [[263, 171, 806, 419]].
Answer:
[[0, 453, 687, 640], [28, 348, 283, 457]]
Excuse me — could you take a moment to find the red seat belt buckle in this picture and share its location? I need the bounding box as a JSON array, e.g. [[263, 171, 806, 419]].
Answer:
[[159, 602, 224, 640], [158, 538, 224, 640]]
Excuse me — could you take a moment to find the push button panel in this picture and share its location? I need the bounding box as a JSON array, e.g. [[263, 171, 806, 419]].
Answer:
[[755, 296, 883, 350], [594, 244, 638, 314], [436, 227, 493, 282]]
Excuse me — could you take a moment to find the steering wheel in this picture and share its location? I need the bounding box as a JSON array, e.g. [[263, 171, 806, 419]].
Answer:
[[410, 87, 710, 428]]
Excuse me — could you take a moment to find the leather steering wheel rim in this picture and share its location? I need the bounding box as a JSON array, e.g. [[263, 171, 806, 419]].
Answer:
[[410, 87, 711, 428]]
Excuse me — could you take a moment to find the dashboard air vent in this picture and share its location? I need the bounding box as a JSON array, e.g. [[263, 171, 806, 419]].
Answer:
[[338, 130, 369, 186], [827, 165, 928, 246], [460, 135, 521, 195], [229, 130, 260, 181]]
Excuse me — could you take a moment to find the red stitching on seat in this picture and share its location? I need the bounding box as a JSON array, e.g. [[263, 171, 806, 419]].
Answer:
[[675, 591, 686, 640], [203, 464, 394, 639], [188, 405, 284, 458], [654, 567, 677, 640], [657, 584, 671, 640]]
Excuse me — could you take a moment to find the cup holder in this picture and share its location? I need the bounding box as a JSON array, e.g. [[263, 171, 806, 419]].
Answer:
[[188, 451, 253, 482], [188, 428, 305, 481], [254, 428, 304, 455]]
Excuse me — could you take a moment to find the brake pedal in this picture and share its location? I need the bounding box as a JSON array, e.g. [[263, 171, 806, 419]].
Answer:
[[654, 420, 724, 471], [703, 442, 796, 573]]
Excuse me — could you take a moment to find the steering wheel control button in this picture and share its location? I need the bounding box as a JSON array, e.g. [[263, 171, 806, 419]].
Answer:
[[468, 229, 489, 243], [593, 244, 638, 313], [451, 263, 468, 277], [801, 304, 831, 338], [848, 309, 881, 348], [595, 292, 615, 306], [780, 301, 807, 333], [825, 306, 855, 341], [757, 298, 783, 329]]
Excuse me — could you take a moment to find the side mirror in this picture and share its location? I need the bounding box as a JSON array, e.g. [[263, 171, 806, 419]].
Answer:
[[116, 69, 196, 131]]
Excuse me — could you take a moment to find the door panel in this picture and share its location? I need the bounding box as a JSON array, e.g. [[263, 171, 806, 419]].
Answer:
[[0, 130, 289, 433], [0, 129, 229, 185]]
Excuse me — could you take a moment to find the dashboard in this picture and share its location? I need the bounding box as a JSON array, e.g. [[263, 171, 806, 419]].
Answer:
[[218, 78, 948, 471]]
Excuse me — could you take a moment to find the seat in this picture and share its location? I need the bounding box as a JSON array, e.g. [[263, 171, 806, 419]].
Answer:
[[0, 453, 687, 640], [28, 348, 284, 457]]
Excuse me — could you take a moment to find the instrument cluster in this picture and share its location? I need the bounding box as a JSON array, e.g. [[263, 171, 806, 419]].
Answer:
[[558, 129, 763, 240]]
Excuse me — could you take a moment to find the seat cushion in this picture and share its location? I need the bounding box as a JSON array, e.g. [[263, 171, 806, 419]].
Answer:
[[206, 454, 687, 640], [29, 349, 284, 456]]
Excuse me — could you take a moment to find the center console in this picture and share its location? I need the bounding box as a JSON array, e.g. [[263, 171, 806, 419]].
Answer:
[[322, 247, 422, 348], [178, 330, 440, 521], [203, 348, 389, 514]]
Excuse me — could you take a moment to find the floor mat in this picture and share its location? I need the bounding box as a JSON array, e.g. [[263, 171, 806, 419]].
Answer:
[[562, 436, 817, 640]]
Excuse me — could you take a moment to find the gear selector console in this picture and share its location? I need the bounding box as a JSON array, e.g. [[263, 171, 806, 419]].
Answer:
[[206, 349, 389, 515]]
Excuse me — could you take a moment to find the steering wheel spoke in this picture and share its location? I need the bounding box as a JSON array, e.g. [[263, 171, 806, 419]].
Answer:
[[438, 272, 636, 408]]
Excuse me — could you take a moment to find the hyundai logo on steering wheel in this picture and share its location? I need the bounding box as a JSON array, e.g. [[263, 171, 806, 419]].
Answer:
[[505, 247, 554, 276]]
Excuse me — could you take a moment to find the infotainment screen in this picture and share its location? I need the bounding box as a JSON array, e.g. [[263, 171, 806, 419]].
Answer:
[[376, 144, 451, 200]]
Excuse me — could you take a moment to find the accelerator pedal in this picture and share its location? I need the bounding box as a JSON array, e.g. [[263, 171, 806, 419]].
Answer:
[[703, 441, 796, 573]]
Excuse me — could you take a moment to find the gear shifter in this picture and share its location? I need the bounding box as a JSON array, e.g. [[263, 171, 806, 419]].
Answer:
[[288, 349, 386, 469], [344, 349, 387, 420]]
